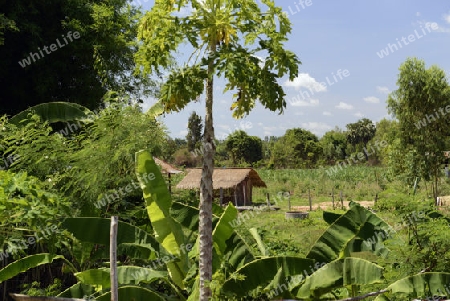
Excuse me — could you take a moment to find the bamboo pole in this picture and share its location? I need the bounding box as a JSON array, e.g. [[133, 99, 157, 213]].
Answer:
[[110, 216, 118, 301]]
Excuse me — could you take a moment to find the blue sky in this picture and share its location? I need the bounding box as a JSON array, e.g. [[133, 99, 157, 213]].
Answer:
[[139, 0, 450, 139]]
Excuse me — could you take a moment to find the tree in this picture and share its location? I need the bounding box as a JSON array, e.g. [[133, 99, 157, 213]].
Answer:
[[0, 0, 153, 116], [135, 0, 299, 298], [186, 111, 203, 152], [271, 128, 322, 168], [387, 58, 450, 198], [225, 130, 262, 165], [346, 118, 376, 160], [320, 127, 347, 163]]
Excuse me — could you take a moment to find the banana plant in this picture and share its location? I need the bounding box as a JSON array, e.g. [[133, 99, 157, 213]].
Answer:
[[8, 102, 92, 126]]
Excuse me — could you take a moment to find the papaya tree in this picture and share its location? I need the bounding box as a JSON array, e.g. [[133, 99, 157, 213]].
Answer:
[[135, 0, 300, 299]]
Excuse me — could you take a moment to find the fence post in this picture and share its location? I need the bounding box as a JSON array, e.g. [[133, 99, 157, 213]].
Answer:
[[309, 188, 312, 211], [266, 193, 270, 207], [340, 191, 344, 209], [220, 188, 223, 206], [288, 193, 291, 211], [332, 187, 335, 210]]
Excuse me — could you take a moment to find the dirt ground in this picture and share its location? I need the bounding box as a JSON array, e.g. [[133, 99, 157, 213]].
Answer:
[[292, 200, 375, 211]]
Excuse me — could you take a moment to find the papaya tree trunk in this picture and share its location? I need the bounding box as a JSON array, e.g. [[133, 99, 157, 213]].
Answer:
[[199, 43, 216, 301]]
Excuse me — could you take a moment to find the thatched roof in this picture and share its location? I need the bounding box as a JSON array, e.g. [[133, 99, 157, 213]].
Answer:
[[154, 157, 182, 174], [176, 168, 266, 190]]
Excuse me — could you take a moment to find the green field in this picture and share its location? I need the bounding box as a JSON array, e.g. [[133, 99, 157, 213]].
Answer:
[[171, 165, 450, 264]]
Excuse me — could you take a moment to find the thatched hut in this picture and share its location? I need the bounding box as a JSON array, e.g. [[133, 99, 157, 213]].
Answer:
[[175, 168, 266, 206], [154, 157, 182, 193]]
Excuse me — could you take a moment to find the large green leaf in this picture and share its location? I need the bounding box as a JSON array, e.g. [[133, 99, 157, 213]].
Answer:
[[307, 202, 392, 263], [374, 272, 450, 300], [222, 231, 256, 271], [75, 266, 168, 289], [249, 228, 269, 256], [58, 282, 96, 299], [135, 150, 188, 289], [62, 217, 161, 259], [96, 285, 166, 301], [222, 256, 314, 297], [212, 203, 238, 256], [9, 102, 91, 126], [0, 253, 68, 282], [293, 257, 383, 299]]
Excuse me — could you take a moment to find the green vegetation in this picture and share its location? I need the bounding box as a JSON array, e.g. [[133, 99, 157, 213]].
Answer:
[[1, 0, 450, 299]]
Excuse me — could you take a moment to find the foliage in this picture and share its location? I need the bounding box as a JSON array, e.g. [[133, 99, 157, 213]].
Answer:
[[320, 127, 348, 163], [0, 0, 153, 116], [135, 0, 300, 118], [346, 118, 376, 159], [387, 57, 450, 197], [186, 111, 203, 152], [225, 130, 262, 166], [0, 170, 71, 258], [20, 278, 62, 297], [271, 128, 322, 168], [8, 102, 91, 127]]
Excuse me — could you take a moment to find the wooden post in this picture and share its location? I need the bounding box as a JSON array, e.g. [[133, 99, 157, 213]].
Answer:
[[332, 187, 335, 210], [243, 181, 246, 206], [309, 188, 312, 211], [234, 187, 237, 207], [110, 216, 118, 301], [168, 173, 172, 194], [266, 192, 271, 207], [220, 188, 223, 206], [288, 193, 291, 211], [340, 191, 343, 209], [374, 193, 378, 205]]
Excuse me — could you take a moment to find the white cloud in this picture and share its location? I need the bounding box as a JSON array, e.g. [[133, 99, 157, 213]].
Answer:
[[179, 130, 188, 136], [363, 96, 380, 104], [284, 73, 327, 92], [323, 111, 332, 116], [294, 111, 304, 116], [416, 12, 421, 17], [253, 55, 266, 68], [354, 112, 364, 118], [290, 98, 319, 107], [301, 122, 332, 136], [444, 12, 450, 24], [335, 102, 354, 110], [376, 86, 390, 94]]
